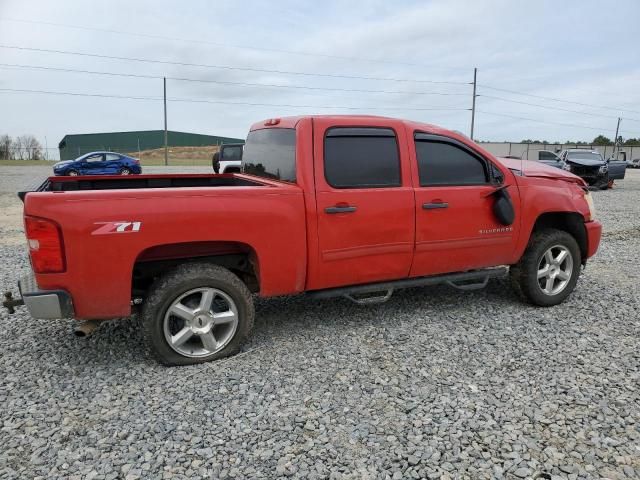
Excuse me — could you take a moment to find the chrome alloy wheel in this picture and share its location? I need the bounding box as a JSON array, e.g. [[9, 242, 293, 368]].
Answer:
[[537, 245, 574, 296], [163, 287, 239, 358]]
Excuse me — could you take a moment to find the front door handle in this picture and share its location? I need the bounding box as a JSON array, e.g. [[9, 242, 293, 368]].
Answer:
[[325, 205, 357, 214], [423, 202, 449, 210]]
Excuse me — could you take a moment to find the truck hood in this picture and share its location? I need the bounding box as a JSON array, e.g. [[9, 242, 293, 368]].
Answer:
[[565, 158, 605, 167], [497, 157, 586, 186]]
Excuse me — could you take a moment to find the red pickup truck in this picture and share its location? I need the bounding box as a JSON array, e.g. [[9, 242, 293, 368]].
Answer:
[[6, 115, 602, 365]]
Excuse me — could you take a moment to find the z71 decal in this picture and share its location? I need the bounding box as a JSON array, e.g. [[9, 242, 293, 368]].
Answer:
[[92, 221, 142, 235]]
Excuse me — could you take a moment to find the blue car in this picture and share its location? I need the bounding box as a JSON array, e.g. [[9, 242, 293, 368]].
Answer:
[[53, 151, 142, 176]]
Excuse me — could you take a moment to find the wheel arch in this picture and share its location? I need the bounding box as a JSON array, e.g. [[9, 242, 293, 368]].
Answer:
[[529, 212, 587, 261], [131, 240, 261, 298]]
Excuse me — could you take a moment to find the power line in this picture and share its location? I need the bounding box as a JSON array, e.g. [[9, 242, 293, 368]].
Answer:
[[477, 110, 614, 132], [479, 94, 640, 122], [478, 84, 640, 115], [0, 17, 470, 72], [0, 63, 470, 98], [0, 45, 471, 86], [0, 87, 471, 112]]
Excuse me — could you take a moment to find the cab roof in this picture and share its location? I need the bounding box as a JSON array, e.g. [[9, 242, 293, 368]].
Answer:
[[249, 115, 462, 138]]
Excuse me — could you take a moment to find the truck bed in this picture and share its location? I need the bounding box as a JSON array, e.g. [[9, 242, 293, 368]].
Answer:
[[21, 172, 307, 318], [21, 173, 267, 199]]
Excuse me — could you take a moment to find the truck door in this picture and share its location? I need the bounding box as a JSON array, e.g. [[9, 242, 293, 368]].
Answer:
[[409, 132, 520, 277], [310, 119, 415, 290]]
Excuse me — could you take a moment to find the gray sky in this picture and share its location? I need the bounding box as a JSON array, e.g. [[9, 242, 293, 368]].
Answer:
[[1, 0, 639, 156]]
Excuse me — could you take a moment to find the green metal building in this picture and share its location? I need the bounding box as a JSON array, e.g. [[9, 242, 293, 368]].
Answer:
[[58, 130, 244, 160]]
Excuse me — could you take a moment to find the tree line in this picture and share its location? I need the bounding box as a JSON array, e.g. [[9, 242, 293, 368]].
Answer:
[[520, 135, 640, 146], [0, 134, 44, 160]]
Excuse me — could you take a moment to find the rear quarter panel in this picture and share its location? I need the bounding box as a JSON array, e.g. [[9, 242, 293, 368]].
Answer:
[[24, 184, 306, 319]]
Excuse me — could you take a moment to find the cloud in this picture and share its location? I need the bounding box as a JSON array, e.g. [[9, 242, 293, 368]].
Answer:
[[0, 0, 639, 152]]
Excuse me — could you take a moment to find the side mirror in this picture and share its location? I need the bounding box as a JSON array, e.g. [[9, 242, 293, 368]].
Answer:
[[491, 187, 515, 226]]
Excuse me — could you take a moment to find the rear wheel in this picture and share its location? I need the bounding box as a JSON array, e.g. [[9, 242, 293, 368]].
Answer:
[[510, 229, 581, 306], [142, 263, 254, 366], [120, 167, 131, 175]]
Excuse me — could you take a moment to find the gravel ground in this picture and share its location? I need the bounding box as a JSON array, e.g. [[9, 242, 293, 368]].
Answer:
[[1, 167, 639, 480]]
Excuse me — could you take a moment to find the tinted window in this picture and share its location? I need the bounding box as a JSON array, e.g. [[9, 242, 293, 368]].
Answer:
[[243, 129, 296, 182], [84, 154, 103, 163], [221, 145, 243, 161], [324, 128, 400, 188], [415, 138, 488, 186], [105, 153, 121, 161], [538, 151, 559, 160]]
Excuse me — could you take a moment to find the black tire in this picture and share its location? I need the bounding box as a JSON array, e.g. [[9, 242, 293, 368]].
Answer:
[[120, 167, 131, 175], [67, 170, 79, 176], [596, 173, 610, 190], [509, 229, 581, 307], [141, 263, 254, 366]]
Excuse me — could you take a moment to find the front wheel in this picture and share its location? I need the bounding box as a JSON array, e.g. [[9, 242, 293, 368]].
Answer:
[[142, 263, 254, 366], [510, 229, 581, 306], [596, 173, 610, 190], [67, 170, 79, 176]]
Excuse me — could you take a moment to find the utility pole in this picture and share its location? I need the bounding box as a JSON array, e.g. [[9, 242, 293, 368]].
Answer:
[[613, 117, 621, 159], [470, 67, 477, 141], [163, 77, 168, 166]]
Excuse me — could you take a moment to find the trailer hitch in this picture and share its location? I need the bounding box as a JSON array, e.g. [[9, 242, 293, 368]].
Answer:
[[2, 291, 24, 314]]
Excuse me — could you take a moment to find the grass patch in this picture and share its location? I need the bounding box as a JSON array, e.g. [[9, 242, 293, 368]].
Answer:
[[0, 159, 57, 166], [140, 157, 213, 166]]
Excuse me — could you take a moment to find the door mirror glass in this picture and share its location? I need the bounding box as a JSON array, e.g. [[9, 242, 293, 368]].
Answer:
[[492, 188, 515, 226]]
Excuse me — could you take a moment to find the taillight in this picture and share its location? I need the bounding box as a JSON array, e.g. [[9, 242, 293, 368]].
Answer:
[[24, 216, 66, 273]]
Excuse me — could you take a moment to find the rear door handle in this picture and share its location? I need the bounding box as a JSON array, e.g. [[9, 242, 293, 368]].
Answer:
[[325, 205, 357, 214], [423, 202, 449, 210]]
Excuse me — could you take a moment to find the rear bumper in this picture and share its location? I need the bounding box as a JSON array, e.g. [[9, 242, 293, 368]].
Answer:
[[18, 272, 74, 319], [585, 220, 602, 259]]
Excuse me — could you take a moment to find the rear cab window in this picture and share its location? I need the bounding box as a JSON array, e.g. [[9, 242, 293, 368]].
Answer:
[[242, 128, 296, 182], [324, 127, 401, 188], [222, 145, 243, 161]]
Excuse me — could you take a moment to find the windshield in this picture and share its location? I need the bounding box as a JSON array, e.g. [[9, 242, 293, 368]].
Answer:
[[567, 151, 603, 161], [242, 128, 296, 182]]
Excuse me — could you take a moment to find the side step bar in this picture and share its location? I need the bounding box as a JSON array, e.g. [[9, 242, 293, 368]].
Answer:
[[307, 267, 508, 302]]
